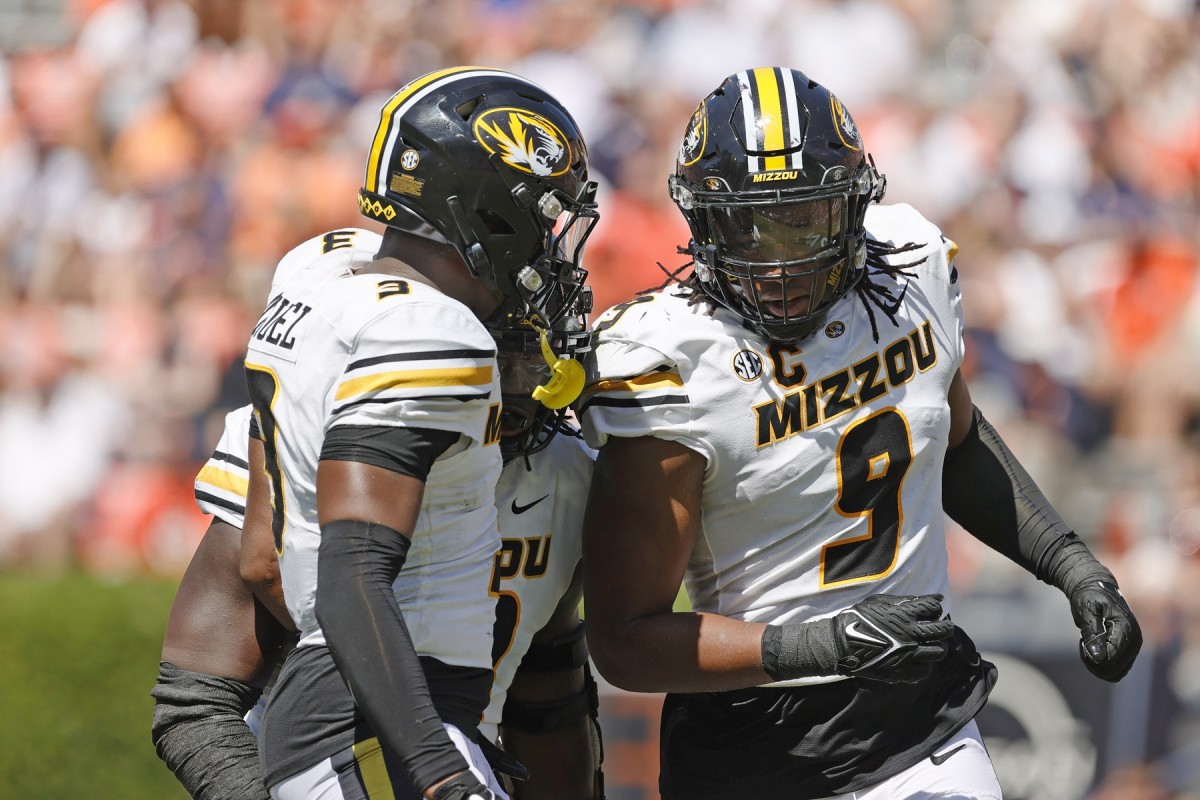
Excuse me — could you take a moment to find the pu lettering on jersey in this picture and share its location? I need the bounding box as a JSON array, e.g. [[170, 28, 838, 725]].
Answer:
[[251, 294, 313, 351], [490, 534, 555, 666], [754, 321, 938, 447], [492, 536, 554, 585]]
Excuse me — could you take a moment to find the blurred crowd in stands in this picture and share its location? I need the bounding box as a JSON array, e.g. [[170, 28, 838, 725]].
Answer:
[[0, 0, 1197, 794]]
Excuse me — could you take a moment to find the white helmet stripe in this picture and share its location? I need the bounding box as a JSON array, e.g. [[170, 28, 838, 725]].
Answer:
[[737, 70, 760, 173], [779, 68, 804, 170]]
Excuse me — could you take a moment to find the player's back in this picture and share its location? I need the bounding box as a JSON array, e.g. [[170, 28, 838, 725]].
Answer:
[[245, 229, 503, 672]]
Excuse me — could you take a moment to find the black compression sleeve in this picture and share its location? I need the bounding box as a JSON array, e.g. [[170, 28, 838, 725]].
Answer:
[[320, 425, 459, 480], [150, 662, 267, 800], [315, 519, 468, 793], [942, 406, 1113, 595]]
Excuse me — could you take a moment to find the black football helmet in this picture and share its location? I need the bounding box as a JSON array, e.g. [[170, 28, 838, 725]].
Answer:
[[359, 66, 598, 329], [669, 67, 886, 343], [492, 286, 592, 463]]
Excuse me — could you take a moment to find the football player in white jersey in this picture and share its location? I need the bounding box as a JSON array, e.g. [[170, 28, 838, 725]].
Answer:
[[239, 66, 597, 800], [151, 405, 288, 800], [152, 320, 602, 799], [579, 67, 1142, 800]]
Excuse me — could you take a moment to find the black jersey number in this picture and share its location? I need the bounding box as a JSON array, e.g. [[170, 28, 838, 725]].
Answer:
[[245, 363, 287, 554], [489, 540, 523, 668], [820, 407, 913, 588]]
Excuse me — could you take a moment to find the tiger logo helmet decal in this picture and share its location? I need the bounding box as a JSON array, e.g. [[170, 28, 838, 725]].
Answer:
[[680, 103, 707, 166], [830, 94, 861, 151], [473, 108, 572, 177]]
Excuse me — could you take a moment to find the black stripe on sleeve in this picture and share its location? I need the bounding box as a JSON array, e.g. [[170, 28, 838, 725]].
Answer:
[[582, 395, 690, 411], [346, 348, 495, 372], [332, 390, 492, 417], [195, 491, 247, 517], [211, 451, 250, 471]]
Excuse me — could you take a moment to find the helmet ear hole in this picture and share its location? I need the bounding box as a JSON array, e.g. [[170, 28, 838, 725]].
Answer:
[[455, 97, 481, 119], [476, 209, 515, 235]]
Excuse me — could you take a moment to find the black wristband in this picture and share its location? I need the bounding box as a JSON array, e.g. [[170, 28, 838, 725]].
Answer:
[[760, 619, 840, 682]]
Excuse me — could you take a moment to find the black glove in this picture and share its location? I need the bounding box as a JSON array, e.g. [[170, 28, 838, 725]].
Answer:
[[761, 593, 953, 684], [833, 594, 954, 682], [1070, 579, 1142, 682]]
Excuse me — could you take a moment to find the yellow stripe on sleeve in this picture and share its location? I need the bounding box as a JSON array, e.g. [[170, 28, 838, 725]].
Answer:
[[351, 738, 396, 800], [584, 371, 684, 396], [194, 465, 249, 499], [754, 67, 786, 171], [335, 365, 494, 401]]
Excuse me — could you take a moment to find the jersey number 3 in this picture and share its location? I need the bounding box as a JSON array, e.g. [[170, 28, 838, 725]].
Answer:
[[820, 407, 914, 588]]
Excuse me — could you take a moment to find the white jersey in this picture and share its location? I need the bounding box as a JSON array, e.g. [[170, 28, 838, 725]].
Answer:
[[191, 405, 594, 742], [245, 229, 503, 672], [194, 404, 255, 529], [481, 432, 594, 742], [581, 204, 963, 657]]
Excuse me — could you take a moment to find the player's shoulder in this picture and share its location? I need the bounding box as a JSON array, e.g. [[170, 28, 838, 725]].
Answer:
[[533, 429, 595, 478], [589, 288, 728, 378], [593, 288, 704, 340], [864, 203, 958, 286], [271, 228, 383, 291], [324, 271, 495, 354]]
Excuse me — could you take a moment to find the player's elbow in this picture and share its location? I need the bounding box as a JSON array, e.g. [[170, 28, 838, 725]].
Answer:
[[239, 554, 274, 596], [586, 629, 653, 692]]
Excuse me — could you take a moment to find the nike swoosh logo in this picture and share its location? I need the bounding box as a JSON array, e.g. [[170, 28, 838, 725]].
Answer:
[[930, 743, 968, 766], [510, 495, 549, 515], [844, 621, 887, 646]]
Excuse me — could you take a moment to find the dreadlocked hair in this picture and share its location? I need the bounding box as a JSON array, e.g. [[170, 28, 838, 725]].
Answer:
[[854, 237, 927, 342], [639, 239, 930, 341], [640, 246, 712, 311]]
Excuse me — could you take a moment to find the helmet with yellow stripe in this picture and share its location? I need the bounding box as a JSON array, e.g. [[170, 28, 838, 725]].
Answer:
[[359, 66, 598, 329], [669, 67, 886, 343]]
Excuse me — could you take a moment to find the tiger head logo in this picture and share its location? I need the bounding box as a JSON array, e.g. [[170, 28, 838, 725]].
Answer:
[[829, 94, 861, 151], [680, 103, 707, 166], [473, 108, 571, 177]]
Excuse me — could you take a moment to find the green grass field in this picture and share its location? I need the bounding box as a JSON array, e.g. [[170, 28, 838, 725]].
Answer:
[[0, 572, 689, 799], [0, 572, 189, 799]]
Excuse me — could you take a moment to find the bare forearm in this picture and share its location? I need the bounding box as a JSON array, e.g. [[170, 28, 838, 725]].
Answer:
[[591, 610, 769, 693], [503, 721, 594, 800]]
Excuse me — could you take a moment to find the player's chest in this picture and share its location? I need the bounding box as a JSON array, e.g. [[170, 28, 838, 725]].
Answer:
[[686, 315, 955, 456]]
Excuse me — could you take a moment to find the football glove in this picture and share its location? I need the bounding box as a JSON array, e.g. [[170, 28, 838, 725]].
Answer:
[[430, 771, 496, 800], [761, 593, 953, 684], [832, 594, 955, 683], [1070, 580, 1142, 682]]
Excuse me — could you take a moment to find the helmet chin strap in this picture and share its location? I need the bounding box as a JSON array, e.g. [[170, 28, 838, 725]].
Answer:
[[526, 317, 585, 410]]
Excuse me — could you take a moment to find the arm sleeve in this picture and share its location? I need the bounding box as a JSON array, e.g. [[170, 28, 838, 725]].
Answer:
[[151, 662, 268, 800], [942, 406, 1113, 595], [314, 519, 469, 793]]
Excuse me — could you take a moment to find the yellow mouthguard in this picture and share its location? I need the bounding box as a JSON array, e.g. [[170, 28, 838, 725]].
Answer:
[[530, 327, 584, 410]]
